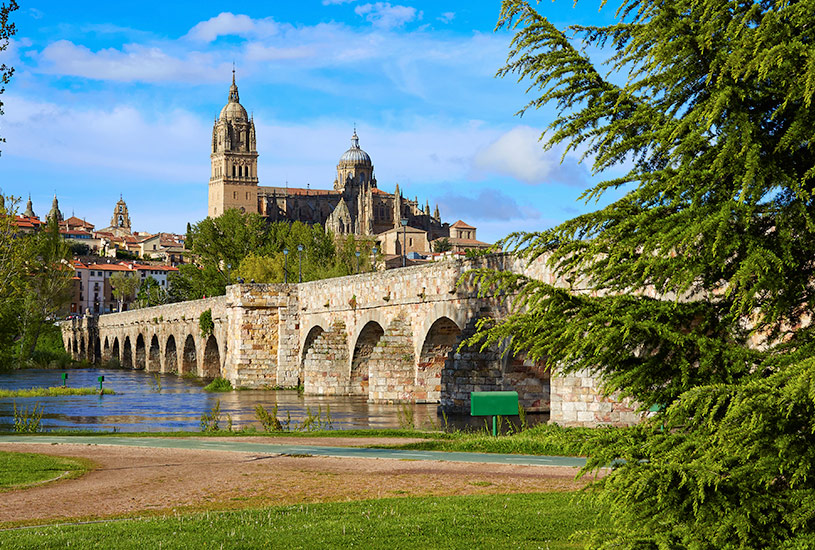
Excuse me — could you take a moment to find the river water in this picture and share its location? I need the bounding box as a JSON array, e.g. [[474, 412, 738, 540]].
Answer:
[[0, 368, 541, 433]]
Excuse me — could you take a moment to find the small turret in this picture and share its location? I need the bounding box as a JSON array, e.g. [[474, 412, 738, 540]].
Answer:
[[24, 194, 36, 218]]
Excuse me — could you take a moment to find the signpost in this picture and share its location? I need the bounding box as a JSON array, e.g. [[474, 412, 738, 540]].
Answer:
[[98, 376, 105, 391], [61, 372, 68, 387], [470, 391, 519, 436]]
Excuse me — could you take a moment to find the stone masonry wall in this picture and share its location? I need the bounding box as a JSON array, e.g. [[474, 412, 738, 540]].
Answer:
[[367, 316, 415, 403], [549, 369, 642, 426]]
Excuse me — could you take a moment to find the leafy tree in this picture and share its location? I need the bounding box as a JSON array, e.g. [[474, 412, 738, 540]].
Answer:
[[136, 276, 167, 308], [70, 242, 91, 256], [465, 1, 815, 547], [109, 272, 139, 312], [16, 220, 73, 361], [433, 238, 452, 253], [0, 0, 18, 153]]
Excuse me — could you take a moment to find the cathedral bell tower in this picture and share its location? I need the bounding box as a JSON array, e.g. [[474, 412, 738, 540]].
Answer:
[[209, 70, 259, 217]]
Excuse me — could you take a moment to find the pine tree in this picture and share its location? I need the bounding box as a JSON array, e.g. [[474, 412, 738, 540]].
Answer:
[[468, 1, 815, 547]]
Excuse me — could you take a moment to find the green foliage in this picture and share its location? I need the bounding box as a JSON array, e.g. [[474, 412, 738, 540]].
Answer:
[[0, 492, 606, 549], [0, 387, 114, 398], [432, 237, 452, 253], [253, 403, 333, 432], [69, 243, 90, 256], [203, 376, 232, 392], [0, 0, 18, 152], [170, 211, 378, 299], [466, 0, 815, 546], [255, 403, 283, 431], [135, 277, 167, 308], [26, 322, 72, 369], [198, 308, 214, 338], [13, 401, 43, 433], [0, 450, 87, 490], [109, 272, 138, 311], [200, 399, 223, 433], [114, 249, 139, 260]]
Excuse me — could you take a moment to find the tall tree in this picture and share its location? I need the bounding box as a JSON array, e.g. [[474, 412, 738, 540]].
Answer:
[[0, 0, 18, 154], [17, 219, 73, 361], [468, 1, 815, 547], [109, 272, 139, 312]]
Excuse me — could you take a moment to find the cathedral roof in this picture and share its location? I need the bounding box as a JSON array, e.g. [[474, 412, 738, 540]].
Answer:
[[219, 70, 249, 123], [339, 131, 372, 166]]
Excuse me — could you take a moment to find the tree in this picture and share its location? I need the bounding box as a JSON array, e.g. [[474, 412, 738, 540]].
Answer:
[[109, 272, 139, 312], [433, 238, 452, 253], [0, 1, 18, 154], [467, 1, 815, 547], [136, 277, 168, 308], [16, 219, 73, 361]]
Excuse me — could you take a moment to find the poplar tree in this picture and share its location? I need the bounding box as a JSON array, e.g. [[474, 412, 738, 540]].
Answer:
[[469, 0, 815, 547]]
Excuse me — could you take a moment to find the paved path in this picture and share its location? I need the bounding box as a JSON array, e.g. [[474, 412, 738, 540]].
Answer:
[[0, 435, 586, 468]]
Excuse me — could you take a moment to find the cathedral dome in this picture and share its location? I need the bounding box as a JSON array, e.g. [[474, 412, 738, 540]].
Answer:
[[219, 72, 248, 122], [339, 131, 372, 166]]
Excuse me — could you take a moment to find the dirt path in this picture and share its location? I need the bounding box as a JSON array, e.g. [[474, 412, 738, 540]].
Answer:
[[0, 440, 586, 526]]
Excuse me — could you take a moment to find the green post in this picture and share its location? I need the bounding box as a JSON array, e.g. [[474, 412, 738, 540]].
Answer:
[[61, 372, 68, 387], [492, 415, 497, 437], [98, 375, 105, 391]]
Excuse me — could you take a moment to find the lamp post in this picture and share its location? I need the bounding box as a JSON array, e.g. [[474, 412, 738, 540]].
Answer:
[[355, 250, 361, 274], [400, 218, 408, 267], [283, 248, 289, 284], [371, 246, 378, 272], [297, 244, 304, 283]]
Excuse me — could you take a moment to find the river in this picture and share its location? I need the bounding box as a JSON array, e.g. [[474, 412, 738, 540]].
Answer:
[[0, 368, 543, 433]]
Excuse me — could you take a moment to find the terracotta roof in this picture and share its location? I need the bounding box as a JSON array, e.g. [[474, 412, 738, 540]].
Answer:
[[132, 264, 179, 272], [63, 216, 94, 228], [87, 264, 134, 272], [450, 220, 476, 229], [448, 238, 491, 247], [60, 229, 93, 236]]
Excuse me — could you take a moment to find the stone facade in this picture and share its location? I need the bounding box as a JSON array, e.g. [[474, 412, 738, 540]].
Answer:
[[62, 254, 645, 428]]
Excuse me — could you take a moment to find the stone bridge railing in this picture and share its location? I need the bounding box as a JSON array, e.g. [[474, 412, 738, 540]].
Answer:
[[61, 255, 642, 427]]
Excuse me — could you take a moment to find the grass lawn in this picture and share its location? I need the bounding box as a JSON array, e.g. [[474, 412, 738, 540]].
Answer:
[[372, 423, 620, 457], [0, 387, 115, 398], [0, 451, 90, 490], [1, 492, 605, 549]]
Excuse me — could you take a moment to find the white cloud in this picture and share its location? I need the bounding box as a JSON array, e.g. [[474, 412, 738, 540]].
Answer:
[[354, 3, 422, 29], [438, 12, 455, 24], [474, 126, 590, 186], [185, 13, 280, 43], [36, 40, 227, 83], [436, 189, 540, 222]]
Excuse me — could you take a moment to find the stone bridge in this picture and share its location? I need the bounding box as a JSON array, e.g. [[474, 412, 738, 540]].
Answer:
[[62, 255, 640, 426]]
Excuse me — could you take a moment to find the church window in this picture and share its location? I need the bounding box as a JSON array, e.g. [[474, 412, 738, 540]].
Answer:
[[233, 192, 237, 200], [233, 166, 236, 177], [246, 192, 249, 200], [409, 237, 413, 247]]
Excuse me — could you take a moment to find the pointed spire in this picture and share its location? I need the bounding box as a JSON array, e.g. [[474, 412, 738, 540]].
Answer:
[[425, 199, 430, 215], [24, 194, 35, 218], [434, 203, 440, 220], [350, 129, 360, 149], [228, 67, 240, 103]]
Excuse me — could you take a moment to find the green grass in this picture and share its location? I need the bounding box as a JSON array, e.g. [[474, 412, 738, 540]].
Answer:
[[0, 387, 115, 398], [373, 423, 622, 457], [0, 492, 605, 549], [0, 451, 90, 491], [203, 377, 233, 392]]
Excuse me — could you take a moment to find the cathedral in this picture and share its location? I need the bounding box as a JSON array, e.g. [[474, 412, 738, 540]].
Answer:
[[207, 73, 480, 255]]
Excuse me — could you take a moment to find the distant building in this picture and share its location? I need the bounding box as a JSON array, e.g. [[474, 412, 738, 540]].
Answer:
[[207, 72, 489, 257]]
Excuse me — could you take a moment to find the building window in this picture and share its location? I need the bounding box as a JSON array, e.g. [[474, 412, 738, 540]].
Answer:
[[233, 191, 237, 199]]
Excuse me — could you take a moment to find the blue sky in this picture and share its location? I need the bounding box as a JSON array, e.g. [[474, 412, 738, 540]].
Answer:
[[0, 0, 622, 241]]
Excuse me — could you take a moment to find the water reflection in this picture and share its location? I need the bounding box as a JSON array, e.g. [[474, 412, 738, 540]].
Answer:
[[0, 368, 546, 433]]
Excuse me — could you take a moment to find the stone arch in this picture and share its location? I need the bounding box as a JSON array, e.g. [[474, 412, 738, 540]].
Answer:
[[122, 336, 133, 368], [147, 334, 161, 372], [164, 335, 178, 374], [350, 321, 384, 396], [112, 337, 121, 365], [300, 325, 325, 381], [503, 348, 551, 413], [94, 336, 101, 364], [202, 335, 221, 379], [72, 337, 78, 356], [134, 334, 146, 370], [416, 316, 462, 403], [181, 334, 197, 375], [103, 337, 110, 361]]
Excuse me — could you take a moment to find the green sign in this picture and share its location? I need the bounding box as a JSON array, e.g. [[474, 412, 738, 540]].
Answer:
[[470, 391, 519, 416]]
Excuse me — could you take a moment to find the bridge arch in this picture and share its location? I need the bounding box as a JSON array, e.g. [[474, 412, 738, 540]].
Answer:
[[202, 335, 221, 379], [181, 334, 197, 375], [72, 337, 78, 356], [94, 336, 101, 364], [112, 337, 120, 365], [502, 348, 550, 413], [164, 335, 178, 374], [122, 336, 133, 368], [351, 320, 384, 396], [300, 325, 325, 378], [103, 337, 110, 362], [135, 334, 146, 370], [416, 316, 462, 403], [147, 334, 161, 372], [79, 336, 86, 361]]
